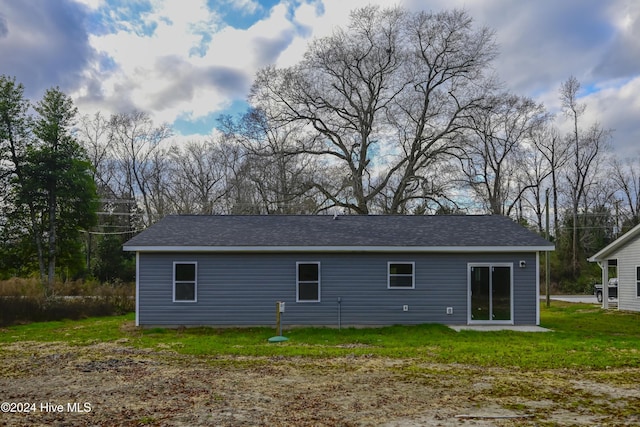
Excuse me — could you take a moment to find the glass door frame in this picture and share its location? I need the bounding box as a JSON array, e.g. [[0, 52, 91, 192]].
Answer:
[[467, 263, 514, 325]]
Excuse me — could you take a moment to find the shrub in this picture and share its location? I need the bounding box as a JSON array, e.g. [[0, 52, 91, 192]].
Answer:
[[0, 278, 134, 326], [0, 277, 43, 297]]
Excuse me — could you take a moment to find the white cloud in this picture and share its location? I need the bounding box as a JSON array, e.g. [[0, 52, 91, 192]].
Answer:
[[74, 0, 403, 124], [65, 0, 640, 155], [581, 76, 640, 157], [275, 0, 400, 67], [73, 0, 228, 124], [205, 3, 294, 70], [225, 0, 262, 15], [73, 0, 305, 128], [72, 0, 104, 10], [91, 0, 220, 64]]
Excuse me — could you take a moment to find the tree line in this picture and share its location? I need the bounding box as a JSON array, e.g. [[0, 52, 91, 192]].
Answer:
[[0, 78, 97, 288], [1, 6, 638, 290]]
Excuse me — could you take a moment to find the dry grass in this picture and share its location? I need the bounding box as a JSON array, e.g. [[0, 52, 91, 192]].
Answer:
[[0, 277, 43, 297], [1, 340, 638, 426], [0, 278, 134, 326]]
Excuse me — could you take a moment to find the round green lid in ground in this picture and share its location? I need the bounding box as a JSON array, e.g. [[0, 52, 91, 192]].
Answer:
[[268, 336, 288, 343]]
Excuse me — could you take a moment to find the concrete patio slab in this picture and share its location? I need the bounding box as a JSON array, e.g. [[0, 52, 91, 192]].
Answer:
[[448, 325, 551, 332]]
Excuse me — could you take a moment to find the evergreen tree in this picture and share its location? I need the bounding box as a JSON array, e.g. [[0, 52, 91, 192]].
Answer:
[[15, 87, 98, 287]]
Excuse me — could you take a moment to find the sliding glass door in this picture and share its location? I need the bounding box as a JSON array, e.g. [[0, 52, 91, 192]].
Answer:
[[469, 264, 512, 323]]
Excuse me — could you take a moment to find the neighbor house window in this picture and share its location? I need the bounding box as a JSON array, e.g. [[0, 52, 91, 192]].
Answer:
[[637, 266, 640, 298], [174, 262, 197, 302], [388, 262, 415, 289], [297, 262, 320, 302]]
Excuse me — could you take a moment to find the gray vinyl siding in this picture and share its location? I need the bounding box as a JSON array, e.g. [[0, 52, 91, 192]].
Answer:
[[609, 237, 640, 312], [137, 252, 539, 327]]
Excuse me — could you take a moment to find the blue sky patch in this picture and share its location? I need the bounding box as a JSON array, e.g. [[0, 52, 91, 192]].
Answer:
[[210, 0, 282, 30], [172, 99, 250, 136], [173, 112, 218, 136], [86, 0, 155, 36]]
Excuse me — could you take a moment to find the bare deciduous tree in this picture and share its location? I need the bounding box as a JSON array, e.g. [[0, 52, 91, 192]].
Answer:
[[610, 156, 640, 230], [530, 125, 570, 237], [219, 109, 319, 214], [251, 6, 497, 214], [167, 139, 231, 214], [78, 112, 111, 190], [520, 129, 554, 233], [459, 94, 549, 215], [108, 111, 172, 227], [560, 76, 612, 273]]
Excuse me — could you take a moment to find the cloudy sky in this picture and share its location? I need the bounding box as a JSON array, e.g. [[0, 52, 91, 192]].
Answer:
[[1, 0, 639, 156]]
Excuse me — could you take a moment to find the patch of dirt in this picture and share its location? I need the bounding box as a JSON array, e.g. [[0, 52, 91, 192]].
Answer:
[[0, 341, 638, 426]]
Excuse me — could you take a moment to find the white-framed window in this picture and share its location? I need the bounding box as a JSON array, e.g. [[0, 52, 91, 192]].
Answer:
[[388, 262, 415, 289], [173, 262, 197, 302], [636, 266, 640, 298], [297, 262, 320, 302]]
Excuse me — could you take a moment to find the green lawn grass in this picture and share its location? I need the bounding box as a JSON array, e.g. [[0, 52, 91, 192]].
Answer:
[[1, 302, 639, 370]]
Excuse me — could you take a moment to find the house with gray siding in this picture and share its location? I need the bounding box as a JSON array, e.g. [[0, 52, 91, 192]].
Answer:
[[588, 223, 640, 312], [123, 215, 554, 327]]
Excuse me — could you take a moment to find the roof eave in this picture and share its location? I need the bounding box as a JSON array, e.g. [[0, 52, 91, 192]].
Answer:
[[123, 245, 555, 253]]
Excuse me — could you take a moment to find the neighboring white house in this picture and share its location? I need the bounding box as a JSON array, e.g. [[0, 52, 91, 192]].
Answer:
[[588, 223, 640, 312]]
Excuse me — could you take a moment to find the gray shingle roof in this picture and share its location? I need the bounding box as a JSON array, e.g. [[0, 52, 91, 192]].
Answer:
[[123, 215, 553, 251]]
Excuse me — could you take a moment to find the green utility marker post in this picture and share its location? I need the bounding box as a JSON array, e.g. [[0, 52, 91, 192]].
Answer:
[[268, 301, 288, 343]]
